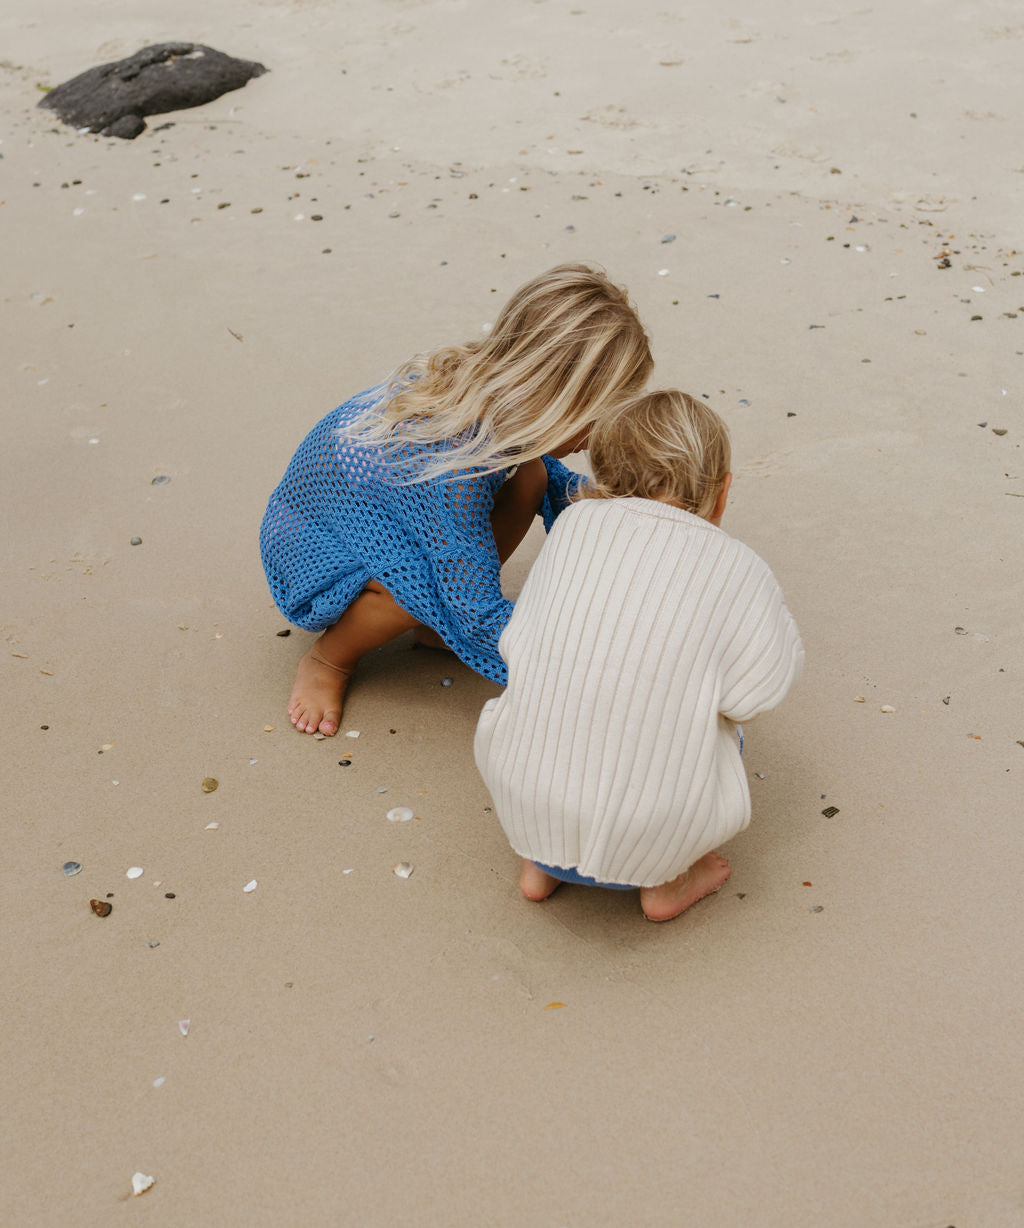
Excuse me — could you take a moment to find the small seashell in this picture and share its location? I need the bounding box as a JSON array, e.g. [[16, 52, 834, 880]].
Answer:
[[243, 879, 258, 892], [393, 862, 414, 878], [62, 861, 83, 876], [126, 866, 144, 879], [345, 730, 360, 738], [755, 772, 766, 779], [441, 677, 453, 687], [263, 725, 274, 732], [131, 1172, 155, 1196], [148, 940, 160, 948], [880, 705, 895, 713], [130, 536, 142, 546], [657, 268, 669, 276], [152, 1076, 165, 1088], [544, 1002, 566, 1010], [853, 695, 865, 703], [660, 234, 676, 244], [313, 731, 326, 740], [90, 899, 112, 916], [178, 1019, 190, 1036], [151, 474, 170, 486], [201, 777, 218, 793], [387, 807, 415, 823], [377, 786, 389, 793]]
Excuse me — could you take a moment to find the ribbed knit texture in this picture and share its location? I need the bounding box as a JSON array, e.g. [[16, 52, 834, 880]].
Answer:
[[259, 385, 583, 685], [474, 497, 804, 887]]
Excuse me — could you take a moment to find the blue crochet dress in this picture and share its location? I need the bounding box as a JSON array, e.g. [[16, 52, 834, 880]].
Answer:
[[260, 385, 584, 685]]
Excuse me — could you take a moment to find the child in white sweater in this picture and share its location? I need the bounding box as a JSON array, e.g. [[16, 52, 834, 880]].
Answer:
[[474, 390, 804, 922]]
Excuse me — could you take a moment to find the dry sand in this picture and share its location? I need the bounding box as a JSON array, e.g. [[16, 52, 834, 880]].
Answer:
[[2, 2, 1022, 1224]]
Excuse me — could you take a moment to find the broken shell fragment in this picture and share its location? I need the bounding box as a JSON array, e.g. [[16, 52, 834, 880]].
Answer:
[[386, 806, 414, 823], [178, 1019, 190, 1036], [126, 866, 144, 879], [62, 861, 83, 876], [131, 1172, 155, 1196], [853, 696, 865, 703], [880, 705, 895, 713], [393, 862, 415, 879], [90, 899, 112, 916], [201, 777, 218, 793], [243, 879, 258, 892]]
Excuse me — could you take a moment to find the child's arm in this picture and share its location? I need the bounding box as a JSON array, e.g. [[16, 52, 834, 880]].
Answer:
[[719, 567, 804, 724]]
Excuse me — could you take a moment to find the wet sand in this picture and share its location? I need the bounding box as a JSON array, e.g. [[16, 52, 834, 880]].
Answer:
[[2, 2, 1022, 1223]]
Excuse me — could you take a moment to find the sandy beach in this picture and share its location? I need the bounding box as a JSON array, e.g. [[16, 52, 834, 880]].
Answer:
[[2, 2, 1022, 1223]]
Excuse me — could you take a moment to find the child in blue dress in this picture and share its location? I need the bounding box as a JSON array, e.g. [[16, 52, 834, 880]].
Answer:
[[260, 264, 653, 735]]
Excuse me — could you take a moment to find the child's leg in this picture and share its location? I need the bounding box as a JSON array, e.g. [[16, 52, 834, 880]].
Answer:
[[289, 582, 418, 735], [290, 461, 548, 732], [640, 852, 732, 923]]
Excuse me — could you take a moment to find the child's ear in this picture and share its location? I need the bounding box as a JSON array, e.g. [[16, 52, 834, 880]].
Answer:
[[710, 473, 732, 525]]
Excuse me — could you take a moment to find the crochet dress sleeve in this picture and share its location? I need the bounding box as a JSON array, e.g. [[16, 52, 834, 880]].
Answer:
[[382, 469, 515, 685], [539, 456, 587, 531]]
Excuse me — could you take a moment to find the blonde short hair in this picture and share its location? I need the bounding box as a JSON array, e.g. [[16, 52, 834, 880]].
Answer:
[[586, 390, 731, 519], [343, 263, 652, 480]]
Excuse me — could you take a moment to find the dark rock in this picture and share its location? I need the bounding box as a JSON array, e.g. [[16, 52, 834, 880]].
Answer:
[[38, 43, 268, 139]]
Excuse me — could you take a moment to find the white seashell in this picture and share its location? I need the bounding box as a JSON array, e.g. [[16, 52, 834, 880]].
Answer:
[[243, 879, 258, 892], [345, 730, 360, 738], [386, 807, 414, 823], [393, 862, 415, 879], [657, 268, 669, 276], [178, 1019, 190, 1036], [971, 286, 986, 293], [62, 861, 83, 876], [131, 1172, 155, 1196], [153, 1076, 165, 1088], [204, 822, 219, 830], [880, 705, 896, 713], [313, 731, 326, 740], [126, 866, 144, 879], [377, 786, 389, 793], [343, 868, 355, 875], [854, 695, 866, 702]]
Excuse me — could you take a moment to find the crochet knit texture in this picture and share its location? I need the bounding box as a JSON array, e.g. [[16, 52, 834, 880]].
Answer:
[[260, 385, 583, 684]]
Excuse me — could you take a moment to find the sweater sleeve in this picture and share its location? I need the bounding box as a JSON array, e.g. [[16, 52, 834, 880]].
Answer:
[[403, 471, 513, 683], [719, 565, 804, 723], [539, 455, 587, 531]]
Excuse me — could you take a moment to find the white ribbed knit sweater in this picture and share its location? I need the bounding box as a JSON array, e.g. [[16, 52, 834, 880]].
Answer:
[[474, 497, 804, 887]]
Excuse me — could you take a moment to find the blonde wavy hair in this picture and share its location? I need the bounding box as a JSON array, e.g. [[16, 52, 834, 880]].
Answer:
[[585, 390, 732, 519], [342, 263, 652, 480]]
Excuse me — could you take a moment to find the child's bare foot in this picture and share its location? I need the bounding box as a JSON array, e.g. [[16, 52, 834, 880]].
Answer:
[[520, 859, 562, 901], [288, 647, 352, 736], [640, 852, 732, 922]]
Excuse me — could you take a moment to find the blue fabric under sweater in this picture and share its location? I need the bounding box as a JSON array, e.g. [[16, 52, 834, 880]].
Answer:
[[259, 385, 583, 685]]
